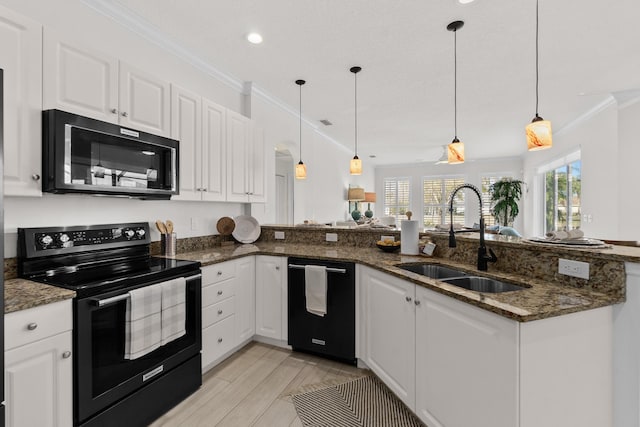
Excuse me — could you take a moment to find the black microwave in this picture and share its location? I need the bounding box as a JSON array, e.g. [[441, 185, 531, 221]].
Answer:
[[42, 110, 179, 199]]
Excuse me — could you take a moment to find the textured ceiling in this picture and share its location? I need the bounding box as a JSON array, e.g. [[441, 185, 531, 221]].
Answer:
[[109, 0, 640, 165]]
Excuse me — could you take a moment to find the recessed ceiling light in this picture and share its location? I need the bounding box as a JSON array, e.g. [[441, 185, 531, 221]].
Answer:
[[247, 33, 263, 44], [457, 0, 476, 4]]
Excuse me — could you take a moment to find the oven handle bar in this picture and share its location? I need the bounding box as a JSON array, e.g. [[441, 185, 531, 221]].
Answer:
[[91, 273, 202, 307], [288, 264, 346, 274]]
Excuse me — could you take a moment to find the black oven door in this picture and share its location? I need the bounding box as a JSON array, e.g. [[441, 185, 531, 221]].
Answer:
[[74, 273, 201, 425]]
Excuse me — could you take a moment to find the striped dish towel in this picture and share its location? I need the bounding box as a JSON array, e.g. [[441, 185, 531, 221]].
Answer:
[[161, 277, 187, 345], [124, 284, 163, 359]]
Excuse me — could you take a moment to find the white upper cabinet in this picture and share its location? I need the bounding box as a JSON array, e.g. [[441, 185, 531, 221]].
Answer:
[[171, 85, 226, 201], [226, 111, 266, 203], [43, 30, 118, 123], [0, 6, 42, 197], [43, 30, 171, 137]]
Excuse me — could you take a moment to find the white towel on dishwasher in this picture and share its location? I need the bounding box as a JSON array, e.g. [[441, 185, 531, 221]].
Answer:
[[161, 277, 187, 345], [305, 265, 327, 317], [124, 284, 163, 359]]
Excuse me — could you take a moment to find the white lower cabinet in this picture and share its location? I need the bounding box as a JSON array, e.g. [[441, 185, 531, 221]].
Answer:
[[359, 266, 612, 427], [255, 255, 287, 341], [235, 256, 256, 343], [5, 300, 73, 427], [360, 266, 415, 408], [414, 285, 518, 427]]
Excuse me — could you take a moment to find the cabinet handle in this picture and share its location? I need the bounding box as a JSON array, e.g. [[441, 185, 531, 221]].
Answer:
[[111, 108, 118, 114], [121, 111, 128, 117], [217, 338, 223, 343], [217, 290, 223, 295], [275, 266, 280, 270], [202, 188, 207, 192], [27, 322, 38, 331], [218, 309, 223, 315], [31, 174, 40, 181], [414, 300, 421, 306], [405, 296, 412, 303], [62, 351, 72, 359], [217, 271, 223, 276]]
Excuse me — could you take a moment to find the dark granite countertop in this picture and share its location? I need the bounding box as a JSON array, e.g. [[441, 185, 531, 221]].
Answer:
[[169, 242, 623, 322], [5, 278, 75, 314]]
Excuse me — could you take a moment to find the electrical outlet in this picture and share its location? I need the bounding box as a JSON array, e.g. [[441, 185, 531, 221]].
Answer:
[[274, 231, 285, 240], [558, 258, 590, 280], [325, 233, 338, 242]]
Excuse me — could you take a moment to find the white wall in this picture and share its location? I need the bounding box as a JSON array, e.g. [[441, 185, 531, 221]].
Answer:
[[376, 158, 523, 230], [522, 98, 621, 239], [616, 98, 640, 241]]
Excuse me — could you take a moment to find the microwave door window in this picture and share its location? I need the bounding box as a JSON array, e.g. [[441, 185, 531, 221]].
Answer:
[[68, 127, 173, 191]]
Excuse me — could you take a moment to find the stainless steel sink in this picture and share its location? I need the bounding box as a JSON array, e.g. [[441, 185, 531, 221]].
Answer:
[[441, 276, 526, 293], [396, 263, 469, 279]]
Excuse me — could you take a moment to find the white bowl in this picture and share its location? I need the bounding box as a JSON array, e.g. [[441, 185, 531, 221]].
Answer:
[[232, 215, 261, 243]]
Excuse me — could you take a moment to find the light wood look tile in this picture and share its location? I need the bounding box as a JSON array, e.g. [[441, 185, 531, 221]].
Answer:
[[150, 342, 367, 427]]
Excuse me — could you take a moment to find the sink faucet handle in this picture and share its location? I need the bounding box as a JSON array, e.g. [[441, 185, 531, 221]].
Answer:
[[486, 248, 498, 263]]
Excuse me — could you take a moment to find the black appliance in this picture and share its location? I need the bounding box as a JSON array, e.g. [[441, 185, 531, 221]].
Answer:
[[287, 257, 356, 364], [0, 68, 6, 427], [42, 109, 179, 199], [18, 223, 201, 427]]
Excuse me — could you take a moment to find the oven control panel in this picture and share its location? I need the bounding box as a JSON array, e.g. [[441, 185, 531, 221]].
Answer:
[[19, 223, 151, 257]]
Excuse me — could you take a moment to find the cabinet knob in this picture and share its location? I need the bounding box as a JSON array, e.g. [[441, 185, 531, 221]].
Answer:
[[217, 271, 222, 276], [217, 290, 223, 295], [218, 309, 223, 315], [275, 266, 280, 270], [62, 351, 72, 359], [111, 108, 118, 114], [202, 188, 207, 192], [414, 300, 421, 306], [31, 174, 40, 181], [405, 296, 412, 303], [217, 338, 223, 343], [121, 111, 128, 117], [27, 322, 38, 331]]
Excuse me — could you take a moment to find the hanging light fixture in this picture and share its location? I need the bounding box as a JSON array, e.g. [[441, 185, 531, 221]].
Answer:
[[350, 66, 363, 175], [526, 0, 552, 151], [447, 21, 465, 164], [294, 79, 307, 179]]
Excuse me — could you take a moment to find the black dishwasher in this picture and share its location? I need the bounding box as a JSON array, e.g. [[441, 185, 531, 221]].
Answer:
[[288, 257, 356, 364]]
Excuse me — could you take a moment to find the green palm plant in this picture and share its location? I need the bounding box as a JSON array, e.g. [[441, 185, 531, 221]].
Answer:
[[489, 178, 525, 226]]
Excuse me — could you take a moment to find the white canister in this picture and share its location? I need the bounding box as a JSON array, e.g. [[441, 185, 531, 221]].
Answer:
[[400, 220, 419, 255]]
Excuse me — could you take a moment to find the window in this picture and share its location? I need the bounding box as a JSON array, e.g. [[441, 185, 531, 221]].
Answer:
[[423, 176, 465, 227], [481, 174, 514, 227], [383, 177, 410, 223], [544, 159, 581, 232]]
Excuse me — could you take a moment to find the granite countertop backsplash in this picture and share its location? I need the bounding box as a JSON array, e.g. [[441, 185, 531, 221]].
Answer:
[[169, 241, 624, 322]]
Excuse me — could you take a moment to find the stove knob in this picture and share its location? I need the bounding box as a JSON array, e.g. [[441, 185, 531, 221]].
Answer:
[[124, 229, 135, 239], [136, 229, 146, 238], [39, 235, 53, 246], [59, 233, 70, 243]]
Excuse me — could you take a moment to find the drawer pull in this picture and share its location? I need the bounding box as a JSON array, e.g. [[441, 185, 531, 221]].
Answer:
[[27, 323, 38, 331], [405, 296, 412, 303], [217, 290, 223, 296], [217, 338, 223, 343], [218, 309, 223, 315], [62, 351, 72, 359]]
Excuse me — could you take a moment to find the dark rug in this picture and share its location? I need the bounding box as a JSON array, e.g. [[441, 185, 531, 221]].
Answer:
[[291, 375, 425, 427]]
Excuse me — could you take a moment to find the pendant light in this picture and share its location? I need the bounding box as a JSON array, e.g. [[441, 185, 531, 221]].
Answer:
[[349, 66, 363, 175], [447, 21, 465, 164], [525, 0, 552, 151], [295, 79, 307, 179]]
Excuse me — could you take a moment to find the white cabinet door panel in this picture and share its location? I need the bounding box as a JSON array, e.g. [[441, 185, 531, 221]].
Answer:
[[0, 6, 42, 196], [249, 125, 265, 202], [171, 85, 202, 201], [235, 256, 256, 344], [119, 63, 170, 137], [225, 110, 250, 202], [202, 99, 226, 201], [255, 256, 285, 340]]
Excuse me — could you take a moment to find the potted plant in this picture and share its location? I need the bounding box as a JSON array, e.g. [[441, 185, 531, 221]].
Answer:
[[489, 178, 525, 226]]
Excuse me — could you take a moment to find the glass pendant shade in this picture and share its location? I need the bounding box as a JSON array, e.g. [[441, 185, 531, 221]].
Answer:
[[526, 116, 552, 151], [350, 155, 362, 175], [447, 138, 465, 164], [295, 161, 307, 179]]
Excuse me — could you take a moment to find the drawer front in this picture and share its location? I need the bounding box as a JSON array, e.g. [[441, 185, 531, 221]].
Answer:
[[202, 279, 236, 307], [203, 297, 235, 328], [202, 315, 235, 369], [202, 261, 237, 286], [5, 300, 72, 350]]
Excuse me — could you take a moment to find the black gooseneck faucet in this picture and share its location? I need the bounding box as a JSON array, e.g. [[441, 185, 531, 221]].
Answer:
[[448, 183, 498, 271]]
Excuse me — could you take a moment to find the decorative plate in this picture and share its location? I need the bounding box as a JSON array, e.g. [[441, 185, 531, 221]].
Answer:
[[232, 215, 261, 243]]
